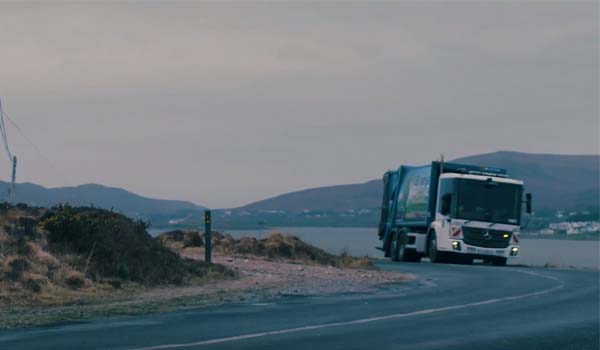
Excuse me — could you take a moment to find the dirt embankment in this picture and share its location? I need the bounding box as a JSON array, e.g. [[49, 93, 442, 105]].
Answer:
[[0, 205, 412, 329]]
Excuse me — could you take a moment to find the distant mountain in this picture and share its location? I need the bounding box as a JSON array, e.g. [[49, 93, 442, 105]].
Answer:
[[0, 181, 205, 220], [239, 180, 382, 213], [236, 151, 599, 213], [1, 151, 596, 229]]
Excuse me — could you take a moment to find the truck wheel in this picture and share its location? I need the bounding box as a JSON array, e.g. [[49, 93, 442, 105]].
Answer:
[[428, 234, 443, 263], [393, 232, 421, 263], [384, 234, 392, 258], [390, 232, 400, 262], [403, 237, 422, 263], [397, 233, 408, 261], [492, 257, 507, 266]]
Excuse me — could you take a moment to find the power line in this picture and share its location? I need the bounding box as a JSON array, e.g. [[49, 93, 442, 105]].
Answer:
[[0, 97, 17, 198], [1, 109, 53, 166], [0, 99, 13, 161], [0, 98, 72, 188]]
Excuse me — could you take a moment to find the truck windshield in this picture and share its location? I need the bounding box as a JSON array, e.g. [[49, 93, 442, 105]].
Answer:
[[456, 179, 522, 225]]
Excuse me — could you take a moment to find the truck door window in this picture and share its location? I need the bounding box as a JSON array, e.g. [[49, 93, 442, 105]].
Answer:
[[437, 178, 457, 216]]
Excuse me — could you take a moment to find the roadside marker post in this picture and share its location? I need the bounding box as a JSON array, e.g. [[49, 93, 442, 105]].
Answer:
[[205, 210, 212, 263]]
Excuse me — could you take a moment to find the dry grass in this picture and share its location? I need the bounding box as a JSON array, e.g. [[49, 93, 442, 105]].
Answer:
[[156, 230, 203, 251], [159, 231, 374, 269], [0, 248, 97, 306]]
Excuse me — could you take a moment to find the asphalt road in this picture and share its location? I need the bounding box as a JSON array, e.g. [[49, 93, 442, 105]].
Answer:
[[1, 262, 598, 350]]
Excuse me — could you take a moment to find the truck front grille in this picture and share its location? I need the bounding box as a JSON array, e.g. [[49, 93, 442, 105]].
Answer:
[[462, 227, 511, 249]]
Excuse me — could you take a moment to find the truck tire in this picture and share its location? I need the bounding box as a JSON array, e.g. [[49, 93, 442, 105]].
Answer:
[[492, 257, 507, 266], [428, 233, 444, 263], [401, 235, 422, 263], [384, 233, 393, 258], [396, 232, 411, 262], [392, 231, 421, 263], [390, 231, 400, 262], [397, 232, 409, 262]]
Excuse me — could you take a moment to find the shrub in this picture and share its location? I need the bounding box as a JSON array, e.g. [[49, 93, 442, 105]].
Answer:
[[156, 230, 204, 250], [23, 277, 45, 293], [41, 206, 205, 285], [107, 279, 122, 289], [185, 232, 203, 248], [117, 264, 130, 280], [7, 258, 29, 281], [64, 272, 85, 290]]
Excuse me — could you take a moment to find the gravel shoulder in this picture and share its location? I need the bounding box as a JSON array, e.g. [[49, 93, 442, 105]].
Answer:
[[0, 252, 413, 329]]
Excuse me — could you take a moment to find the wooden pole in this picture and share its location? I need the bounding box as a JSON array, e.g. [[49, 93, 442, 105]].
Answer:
[[205, 210, 212, 263]]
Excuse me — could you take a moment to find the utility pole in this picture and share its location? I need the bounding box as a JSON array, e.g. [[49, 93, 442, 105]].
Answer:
[[205, 210, 212, 263], [10, 156, 17, 198], [0, 97, 18, 200]]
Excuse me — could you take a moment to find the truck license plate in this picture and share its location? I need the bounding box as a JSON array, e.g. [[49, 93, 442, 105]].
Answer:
[[478, 248, 500, 256]]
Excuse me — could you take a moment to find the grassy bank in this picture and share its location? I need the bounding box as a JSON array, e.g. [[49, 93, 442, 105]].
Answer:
[[0, 204, 235, 307]]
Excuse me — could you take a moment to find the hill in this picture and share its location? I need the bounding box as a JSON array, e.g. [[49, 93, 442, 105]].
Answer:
[[239, 180, 382, 213], [235, 151, 599, 214], [0, 182, 205, 220]]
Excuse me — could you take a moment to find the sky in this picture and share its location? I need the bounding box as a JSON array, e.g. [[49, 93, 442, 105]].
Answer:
[[0, 1, 598, 208]]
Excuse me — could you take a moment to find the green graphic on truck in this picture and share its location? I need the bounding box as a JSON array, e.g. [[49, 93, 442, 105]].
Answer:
[[396, 166, 431, 221]]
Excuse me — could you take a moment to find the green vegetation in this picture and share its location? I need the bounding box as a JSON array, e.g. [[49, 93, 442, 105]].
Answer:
[[0, 204, 234, 306], [41, 206, 203, 285]]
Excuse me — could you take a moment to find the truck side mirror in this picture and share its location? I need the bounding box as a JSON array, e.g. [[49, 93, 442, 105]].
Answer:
[[526, 193, 533, 214], [441, 194, 452, 216]]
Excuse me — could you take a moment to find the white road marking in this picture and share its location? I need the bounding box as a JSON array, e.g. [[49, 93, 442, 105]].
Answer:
[[125, 269, 565, 350]]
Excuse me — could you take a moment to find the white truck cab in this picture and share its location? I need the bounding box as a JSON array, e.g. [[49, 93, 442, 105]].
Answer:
[[428, 173, 523, 265]]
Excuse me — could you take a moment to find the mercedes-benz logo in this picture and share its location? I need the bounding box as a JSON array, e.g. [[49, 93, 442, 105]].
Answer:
[[483, 231, 493, 240]]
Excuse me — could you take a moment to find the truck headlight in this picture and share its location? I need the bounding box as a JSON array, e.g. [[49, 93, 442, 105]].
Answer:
[[510, 247, 519, 256], [452, 241, 461, 251]]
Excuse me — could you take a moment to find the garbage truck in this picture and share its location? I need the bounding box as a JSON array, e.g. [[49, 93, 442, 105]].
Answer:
[[377, 161, 532, 266]]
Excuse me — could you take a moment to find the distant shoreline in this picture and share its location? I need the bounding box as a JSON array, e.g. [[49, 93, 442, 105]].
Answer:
[[149, 225, 600, 241]]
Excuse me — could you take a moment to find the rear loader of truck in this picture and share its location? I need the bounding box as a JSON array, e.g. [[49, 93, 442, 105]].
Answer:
[[378, 161, 532, 266]]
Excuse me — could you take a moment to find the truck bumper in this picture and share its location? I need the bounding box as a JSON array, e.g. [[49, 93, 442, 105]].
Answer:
[[449, 241, 519, 259]]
